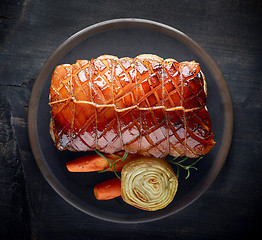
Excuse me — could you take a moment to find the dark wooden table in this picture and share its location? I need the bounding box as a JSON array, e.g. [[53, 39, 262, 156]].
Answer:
[[1, 1, 261, 239]]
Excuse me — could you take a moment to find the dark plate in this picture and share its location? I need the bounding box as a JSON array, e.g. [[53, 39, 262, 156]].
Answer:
[[28, 19, 233, 223]]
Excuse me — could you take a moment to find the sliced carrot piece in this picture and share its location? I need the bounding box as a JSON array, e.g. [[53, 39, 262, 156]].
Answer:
[[94, 178, 121, 200], [66, 152, 137, 172], [66, 154, 109, 172]]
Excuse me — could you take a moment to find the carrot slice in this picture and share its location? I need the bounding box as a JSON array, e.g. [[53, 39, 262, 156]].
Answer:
[[94, 178, 121, 200], [66, 154, 109, 172], [66, 152, 136, 172]]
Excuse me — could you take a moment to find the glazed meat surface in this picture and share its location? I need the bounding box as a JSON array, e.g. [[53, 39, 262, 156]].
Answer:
[[49, 54, 215, 158]]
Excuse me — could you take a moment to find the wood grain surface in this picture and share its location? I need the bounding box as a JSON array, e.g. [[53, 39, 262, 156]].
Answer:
[[0, 0, 261, 239]]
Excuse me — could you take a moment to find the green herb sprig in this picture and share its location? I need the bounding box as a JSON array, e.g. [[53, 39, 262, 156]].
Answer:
[[168, 156, 203, 179], [95, 149, 203, 180], [94, 149, 129, 180]]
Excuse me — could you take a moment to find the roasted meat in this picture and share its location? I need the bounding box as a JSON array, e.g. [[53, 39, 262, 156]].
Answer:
[[49, 54, 215, 158]]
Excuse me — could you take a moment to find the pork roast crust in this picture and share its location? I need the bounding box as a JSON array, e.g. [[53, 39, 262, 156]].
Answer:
[[49, 54, 215, 158]]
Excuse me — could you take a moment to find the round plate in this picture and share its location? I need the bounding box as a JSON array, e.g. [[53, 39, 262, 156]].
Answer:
[[28, 19, 233, 223]]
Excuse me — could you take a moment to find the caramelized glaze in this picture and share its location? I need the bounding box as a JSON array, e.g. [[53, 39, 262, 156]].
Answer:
[[49, 54, 215, 158]]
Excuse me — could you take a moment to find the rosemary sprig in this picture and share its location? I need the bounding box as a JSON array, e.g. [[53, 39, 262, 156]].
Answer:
[[95, 149, 128, 179], [121, 151, 129, 161], [168, 156, 203, 179], [95, 149, 203, 180], [94, 149, 114, 163]]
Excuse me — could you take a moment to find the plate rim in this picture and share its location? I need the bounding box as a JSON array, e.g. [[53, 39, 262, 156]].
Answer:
[[28, 18, 234, 223]]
